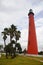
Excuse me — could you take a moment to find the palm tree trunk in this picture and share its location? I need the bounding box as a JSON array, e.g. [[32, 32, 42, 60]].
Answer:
[[4, 40, 6, 47], [10, 36, 12, 43], [4, 40, 8, 58], [15, 39, 17, 53], [15, 38, 17, 43]]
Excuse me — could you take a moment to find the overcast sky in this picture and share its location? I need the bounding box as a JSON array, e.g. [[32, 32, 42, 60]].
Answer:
[[0, 0, 43, 51]]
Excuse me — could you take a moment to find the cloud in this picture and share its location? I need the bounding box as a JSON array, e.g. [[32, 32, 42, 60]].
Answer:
[[31, 0, 43, 15], [18, 29, 28, 50], [35, 10, 43, 20], [35, 18, 43, 28], [31, 0, 43, 6], [35, 18, 43, 51], [0, 0, 43, 52], [36, 26, 43, 51]]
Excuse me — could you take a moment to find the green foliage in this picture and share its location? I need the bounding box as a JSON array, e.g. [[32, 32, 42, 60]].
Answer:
[[15, 43, 22, 53], [38, 51, 43, 55], [0, 45, 3, 49], [15, 31, 21, 42], [2, 24, 21, 43], [1, 24, 22, 58]]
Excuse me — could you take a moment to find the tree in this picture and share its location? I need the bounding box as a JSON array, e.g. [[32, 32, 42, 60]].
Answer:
[[2, 28, 8, 58], [15, 31, 21, 42], [2, 31, 7, 47], [11, 24, 17, 31], [15, 43, 22, 53], [9, 25, 21, 54], [0, 45, 3, 57], [4, 40, 16, 58], [10, 40, 16, 58], [2, 28, 9, 47], [8, 24, 17, 43], [2, 24, 21, 58]]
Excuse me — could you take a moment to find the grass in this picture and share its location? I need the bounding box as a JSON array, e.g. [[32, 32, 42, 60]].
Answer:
[[0, 55, 43, 65], [29, 56, 43, 60]]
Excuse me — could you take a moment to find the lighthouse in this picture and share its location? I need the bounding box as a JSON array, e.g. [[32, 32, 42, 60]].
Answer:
[[27, 9, 38, 54]]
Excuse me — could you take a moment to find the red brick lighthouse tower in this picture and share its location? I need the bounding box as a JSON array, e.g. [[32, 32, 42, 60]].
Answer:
[[27, 9, 38, 54]]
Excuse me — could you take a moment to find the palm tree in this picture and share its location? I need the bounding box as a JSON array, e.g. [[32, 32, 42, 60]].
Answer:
[[11, 24, 17, 31], [2, 31, 7, 47], [0, 45, 3, 57], [8, 28, 13, 42], [10, 25, 21, 54], [2, 28, 9, 46], [8, 24, 17, 43], [15, 30, 21, 42], [2, 30, 8, 58], [14, 30, 21, 53], [1, 24, 21, 58]]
